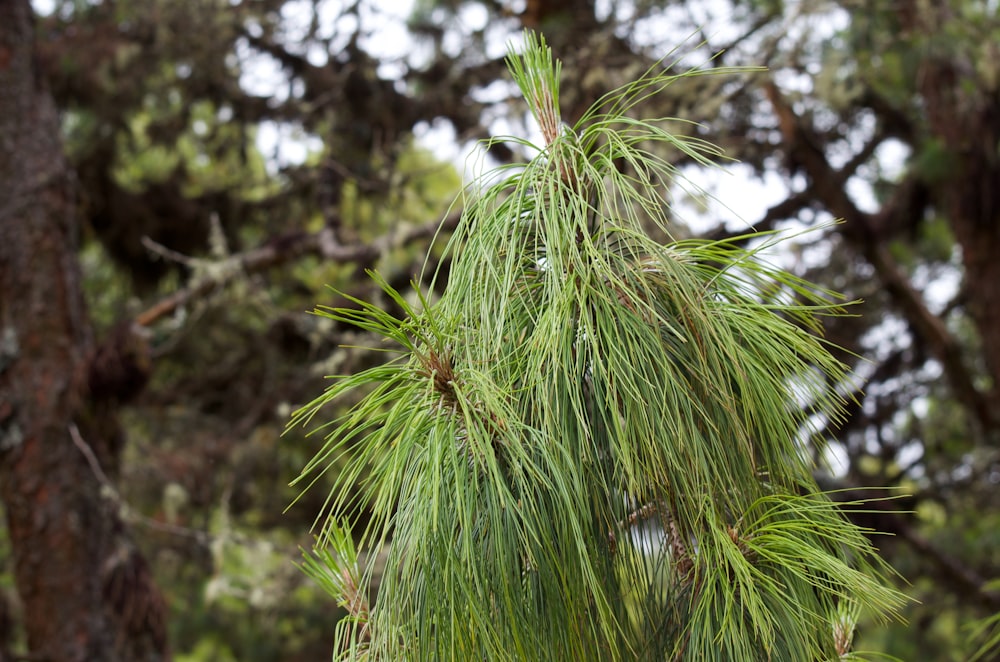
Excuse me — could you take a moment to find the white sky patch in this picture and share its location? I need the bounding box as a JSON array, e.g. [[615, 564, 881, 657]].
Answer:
[[30, 0, 54, 15], [257, 121, 324, 174], [360, 1, 415, 75], [414, 120, 476, 174], [278, 0, 315, 46], [874, 139, 912, 179], [236, 37, 289, 102], [626, 1, 745, 63], [674, 163, 792, 235], [456, 2, 489, 32], [824, 443, 851, 477]]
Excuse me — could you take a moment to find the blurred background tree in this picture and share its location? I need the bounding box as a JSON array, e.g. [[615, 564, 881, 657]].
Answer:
[[0, 0, 997, 660]]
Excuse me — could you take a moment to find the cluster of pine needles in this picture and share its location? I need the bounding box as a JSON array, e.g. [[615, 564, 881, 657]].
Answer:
[[289, 31, 906, 662]]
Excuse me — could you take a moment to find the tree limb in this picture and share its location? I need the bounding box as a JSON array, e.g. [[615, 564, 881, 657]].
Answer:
[[135, 211, 461, 328], [764, 81, 997, 431]]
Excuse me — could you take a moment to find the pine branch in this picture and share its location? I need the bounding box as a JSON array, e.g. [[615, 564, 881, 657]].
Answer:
[[291, 32, 908, 662]]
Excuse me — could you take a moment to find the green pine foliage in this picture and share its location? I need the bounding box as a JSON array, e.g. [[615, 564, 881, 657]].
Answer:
[[290, 32, 906, 661]]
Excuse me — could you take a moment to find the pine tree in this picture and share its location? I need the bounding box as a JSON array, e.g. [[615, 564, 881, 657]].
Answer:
[[290, 32, 906, 661]]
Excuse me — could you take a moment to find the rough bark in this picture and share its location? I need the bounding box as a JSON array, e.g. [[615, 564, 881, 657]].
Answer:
[[0, 1, 167, 660], [894, 1, 1000, 431], [909, 13, 1000, 427]]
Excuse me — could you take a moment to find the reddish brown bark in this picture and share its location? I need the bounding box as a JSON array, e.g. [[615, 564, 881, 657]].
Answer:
[[900, 1, 1000, 428], [915, 74, 1000, 422], [0, 1, 167, 660]]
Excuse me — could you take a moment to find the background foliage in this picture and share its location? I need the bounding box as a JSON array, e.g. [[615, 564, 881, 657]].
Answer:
[[1, 0, 998, 660]]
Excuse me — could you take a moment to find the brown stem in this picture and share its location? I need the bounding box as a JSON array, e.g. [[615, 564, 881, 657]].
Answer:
[[135, 211, 461, 329]]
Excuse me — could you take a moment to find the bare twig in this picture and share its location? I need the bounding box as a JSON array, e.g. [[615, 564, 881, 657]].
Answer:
[[69, 423, 211, 546], [135, 210, 461, 329], [140, 236, 195, 266]]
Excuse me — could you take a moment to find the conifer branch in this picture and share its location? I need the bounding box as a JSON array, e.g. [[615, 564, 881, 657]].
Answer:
[[291, 32, 907, 661]]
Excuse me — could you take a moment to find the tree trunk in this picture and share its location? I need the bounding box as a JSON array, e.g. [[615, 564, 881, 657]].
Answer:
[[0, 1, 168, 660], [905, 2, 1000, 429]]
